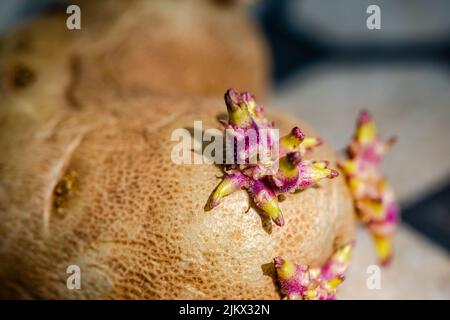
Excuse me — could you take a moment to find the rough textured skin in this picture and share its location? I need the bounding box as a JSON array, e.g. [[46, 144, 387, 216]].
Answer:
[[0, 0, 269, 100], [0, 0, 354, 299], [0, 91, 355, 299]]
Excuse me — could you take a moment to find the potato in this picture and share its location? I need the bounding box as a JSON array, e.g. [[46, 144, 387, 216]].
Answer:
[[0, 0, 269, 101], [0, 90, 355, 298]]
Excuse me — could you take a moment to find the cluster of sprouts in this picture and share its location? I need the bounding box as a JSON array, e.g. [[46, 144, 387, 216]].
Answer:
[[207, 88, 338, 227], [204, 89, 398, 299]]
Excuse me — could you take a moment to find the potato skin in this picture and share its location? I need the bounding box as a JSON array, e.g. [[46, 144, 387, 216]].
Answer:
[[0, 92, 355, 299], [0, 0, 353, 299], [0, 0, 269, 100]]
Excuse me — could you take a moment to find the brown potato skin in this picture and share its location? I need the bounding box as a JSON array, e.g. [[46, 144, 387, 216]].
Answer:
[[0, 0, 269, 100], [0, 0, 354, 299], [0, 91, 355, 299]]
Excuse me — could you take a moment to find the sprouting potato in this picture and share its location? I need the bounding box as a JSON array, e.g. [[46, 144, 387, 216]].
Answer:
[[0, 0, 355, 299]]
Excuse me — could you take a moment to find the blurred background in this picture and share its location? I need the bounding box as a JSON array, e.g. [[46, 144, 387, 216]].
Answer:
[[0, 0, 449, 299], [258, 0, 450, 246], [258, 0, 450, 299]]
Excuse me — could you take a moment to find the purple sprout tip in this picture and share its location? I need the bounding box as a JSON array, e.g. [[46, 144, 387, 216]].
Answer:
[[358, 109, 372, 124], [380, 255, 393, 267], [273, 257, 284, 268], [241, 92, 255, 103], [287, 152, 302, 165], [329, 169, 339, 178], [225, 88, 240, 109], [292, 127, 305, 141], [209, 198, 219, 209], [274, 215, 285, 227]]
